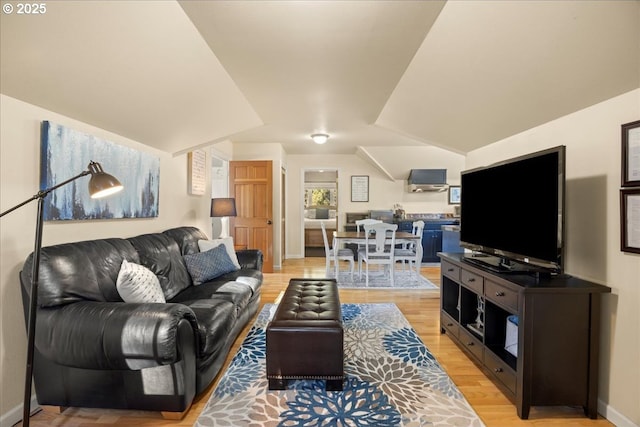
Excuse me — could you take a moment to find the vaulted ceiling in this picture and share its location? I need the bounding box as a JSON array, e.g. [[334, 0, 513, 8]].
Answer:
[[1, 1, 638, 156]]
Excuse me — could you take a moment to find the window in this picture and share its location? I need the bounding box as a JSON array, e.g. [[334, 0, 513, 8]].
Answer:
[[305, 188, 336, 208]]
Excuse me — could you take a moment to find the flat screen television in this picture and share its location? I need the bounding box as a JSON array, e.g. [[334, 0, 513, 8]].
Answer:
[[460, 146, 565, 274]]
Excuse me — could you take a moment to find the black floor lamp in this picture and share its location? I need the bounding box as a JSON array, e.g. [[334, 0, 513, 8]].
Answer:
[[0, 161, 123, 427]]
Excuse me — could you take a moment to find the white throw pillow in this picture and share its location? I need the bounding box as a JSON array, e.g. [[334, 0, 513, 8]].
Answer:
[[198, 237, 241, 269], [116, 260, 166, 303]]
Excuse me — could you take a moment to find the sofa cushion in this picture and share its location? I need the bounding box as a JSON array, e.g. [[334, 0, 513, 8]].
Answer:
[[235, 276, 261, 294], [116, 260, 166, 303], [163, 226, 209, 255], [21, 238, 139, 307], [127, 233, 192, 299], [183, 245, 239, 286], [173, 280, 252, 311], [211, 281, 253, 311], [198, 238, 241, 269], [181, 298, 237, 357]]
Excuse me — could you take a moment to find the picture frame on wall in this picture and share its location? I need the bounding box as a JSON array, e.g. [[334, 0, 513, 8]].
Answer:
[[621, 119, 640, 187], [351, 175, 369, 202], [41, 121, 160, 220], [620, 188, 640, 254], [448, 185, 461, 204], [188, 150, 206, 196]]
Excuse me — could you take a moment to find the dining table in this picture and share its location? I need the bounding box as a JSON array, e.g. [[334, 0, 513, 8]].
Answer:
[[332, 230, 422, 279]]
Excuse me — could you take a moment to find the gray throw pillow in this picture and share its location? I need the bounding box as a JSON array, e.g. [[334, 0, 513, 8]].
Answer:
[[316, 208, 329, 219], [184, 244, 239, 286], [198, 238, 241, 269]]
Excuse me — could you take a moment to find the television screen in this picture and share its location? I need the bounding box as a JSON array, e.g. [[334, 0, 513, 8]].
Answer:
[[460, 146, 565, 273]]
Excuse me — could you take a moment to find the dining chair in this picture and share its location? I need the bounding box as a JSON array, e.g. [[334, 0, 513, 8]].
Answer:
[[358, 222, 397, 287], [355, 218, 382, 233], [355, 218, 382, 256], [321, 221, 354, 278], [394, 220, 425, 273]]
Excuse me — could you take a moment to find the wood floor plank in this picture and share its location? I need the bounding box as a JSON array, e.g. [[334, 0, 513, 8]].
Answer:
[[17, 258, 613, 426]]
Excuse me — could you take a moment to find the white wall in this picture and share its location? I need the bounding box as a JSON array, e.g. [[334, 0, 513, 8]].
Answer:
[[286, 149, 465, 258], [0, 95, 212, 424], [466, 89, 640, 427]]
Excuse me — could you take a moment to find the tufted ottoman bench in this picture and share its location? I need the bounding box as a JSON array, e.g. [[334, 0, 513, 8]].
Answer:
[[266, 278, 343, 391]]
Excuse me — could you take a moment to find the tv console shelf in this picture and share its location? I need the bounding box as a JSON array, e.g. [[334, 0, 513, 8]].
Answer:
[[438, 252, 611, 419]]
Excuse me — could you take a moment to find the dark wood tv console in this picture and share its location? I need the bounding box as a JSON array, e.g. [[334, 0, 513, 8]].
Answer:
[[438, 252, 611, 419]]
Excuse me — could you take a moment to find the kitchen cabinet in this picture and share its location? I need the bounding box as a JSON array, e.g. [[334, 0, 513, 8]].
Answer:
[[422, 229, 442, 262], [396, 219, 458, 263]]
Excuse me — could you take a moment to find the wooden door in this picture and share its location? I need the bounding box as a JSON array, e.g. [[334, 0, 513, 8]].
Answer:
[[229, 161, 274, 272]]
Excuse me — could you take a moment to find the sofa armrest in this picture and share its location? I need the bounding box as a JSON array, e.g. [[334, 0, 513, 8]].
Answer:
[[236, 249, 263, 271], [36, 301, 198, 371]]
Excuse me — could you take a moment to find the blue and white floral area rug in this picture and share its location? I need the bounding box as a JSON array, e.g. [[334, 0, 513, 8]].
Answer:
[[195, 303, 484, 427], [329, 269, 439, 290]]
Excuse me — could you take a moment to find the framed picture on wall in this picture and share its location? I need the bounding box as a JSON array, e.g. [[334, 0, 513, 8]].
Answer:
[[188, 150, 206, 196], [41, 121, 160, 220], [622, 119, 640, 187], [351, 175, 369, 202], [621, 188, 640, 254], [448, 185, 461, 204]]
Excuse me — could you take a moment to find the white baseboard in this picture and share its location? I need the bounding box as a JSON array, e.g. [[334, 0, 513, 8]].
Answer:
[[0, 396, 39, 427], [599, 399, 639, 427]]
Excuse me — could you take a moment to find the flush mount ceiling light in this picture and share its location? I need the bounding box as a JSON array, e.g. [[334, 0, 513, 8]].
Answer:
[[311, 133, 329, 144]]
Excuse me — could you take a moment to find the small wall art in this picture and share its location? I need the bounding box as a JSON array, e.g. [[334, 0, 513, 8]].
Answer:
[[188, 149, 206, 196], [448, 185, 461, 204], [41, 121, 160, 220], [621, 187, 640, 254], [622, 119, 640, 187], [351, 175, 369, 202]]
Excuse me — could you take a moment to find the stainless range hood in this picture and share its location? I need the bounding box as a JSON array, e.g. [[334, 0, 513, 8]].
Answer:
[[407, 169, 449, 192]]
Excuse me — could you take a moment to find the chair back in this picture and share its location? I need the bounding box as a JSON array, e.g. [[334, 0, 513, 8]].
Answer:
[[410, 220, 425, 248], [356, 218, 382, 233], [363, 222, 397, 256], [320, 221, 332, 254]]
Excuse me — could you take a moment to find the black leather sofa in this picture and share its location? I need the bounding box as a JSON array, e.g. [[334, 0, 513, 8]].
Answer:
[[19, 226, 263, 415]]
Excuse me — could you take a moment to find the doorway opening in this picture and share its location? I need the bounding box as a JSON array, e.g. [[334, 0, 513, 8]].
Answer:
[[303, 169, 338, 257]]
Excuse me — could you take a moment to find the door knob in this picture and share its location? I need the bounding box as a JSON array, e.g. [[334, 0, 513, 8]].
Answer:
[[267, 220, 273, 225]]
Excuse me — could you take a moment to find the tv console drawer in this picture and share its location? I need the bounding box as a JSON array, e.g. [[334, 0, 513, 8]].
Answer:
[[441, 261, 460, 281], [458, 327, 483, 363], [484, 350, 517, 395], [461, 269, 483, 294], [485, 280, 518, 312], [441, 311, 459, 338]]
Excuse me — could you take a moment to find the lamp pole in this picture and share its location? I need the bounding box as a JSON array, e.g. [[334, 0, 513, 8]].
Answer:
[[0, 163, 121, 427]]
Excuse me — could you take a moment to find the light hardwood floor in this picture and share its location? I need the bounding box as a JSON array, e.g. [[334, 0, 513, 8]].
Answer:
[[19, 257, 613, 426]]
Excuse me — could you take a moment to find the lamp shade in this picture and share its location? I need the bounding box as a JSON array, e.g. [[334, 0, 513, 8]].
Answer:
[[211, 198, 237, 217], [87, 161, 123, 199]]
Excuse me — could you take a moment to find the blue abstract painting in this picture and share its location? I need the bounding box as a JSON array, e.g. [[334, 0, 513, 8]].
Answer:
[[41, 121, 160, 221]]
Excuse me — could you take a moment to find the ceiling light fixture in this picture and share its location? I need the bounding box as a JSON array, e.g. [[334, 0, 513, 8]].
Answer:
[[311, 133, 329, 144]]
